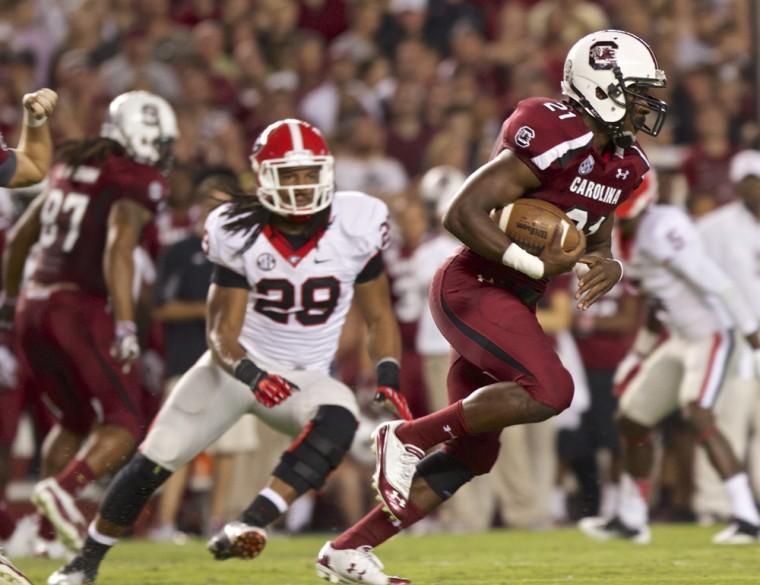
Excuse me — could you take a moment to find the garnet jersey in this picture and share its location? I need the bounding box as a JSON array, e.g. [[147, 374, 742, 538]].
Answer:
[[0, 134, 16, 186], [462, 97, 651, 295], [30, 155, 167, 297], [205, 191, 390, 373]]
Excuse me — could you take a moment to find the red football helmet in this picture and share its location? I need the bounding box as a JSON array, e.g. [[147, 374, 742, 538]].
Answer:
[[615, 169, 657, 220], [250, 119, 334, 217]]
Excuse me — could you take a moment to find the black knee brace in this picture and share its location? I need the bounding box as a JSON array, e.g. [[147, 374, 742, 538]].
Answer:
[[416, 450, 475, 501], [99, 453, 172, 527], [273, 405, 357, 494]]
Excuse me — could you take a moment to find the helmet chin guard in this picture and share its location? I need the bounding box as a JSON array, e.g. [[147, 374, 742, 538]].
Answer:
[[251, 119, 335, 218], [561, 30, 668, 143]]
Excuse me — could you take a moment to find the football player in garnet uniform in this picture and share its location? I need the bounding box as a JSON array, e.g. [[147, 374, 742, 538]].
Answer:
[[0, 91, 177, 561], [316, 29, 669, 584], [49, 118, 410, 585], [0, 88, 58, 585]]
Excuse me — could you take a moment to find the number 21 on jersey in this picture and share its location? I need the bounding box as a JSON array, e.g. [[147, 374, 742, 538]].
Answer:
[[39, 188, 90, 252]]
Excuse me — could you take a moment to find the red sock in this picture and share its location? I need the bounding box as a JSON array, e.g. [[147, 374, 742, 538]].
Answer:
[[38, 515, 56, 541], [332, 503, 425, 550], [0, 501, 15, 540], [395, 401, 471, 450], [56, 459, 96, 496], [635, 479, 651, 502]]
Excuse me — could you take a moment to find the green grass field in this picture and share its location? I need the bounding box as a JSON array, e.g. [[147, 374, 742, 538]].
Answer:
[[16, 525, 760, 584]]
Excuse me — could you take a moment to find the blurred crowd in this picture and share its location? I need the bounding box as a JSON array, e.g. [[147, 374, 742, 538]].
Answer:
[[0, 0, 757, 538]]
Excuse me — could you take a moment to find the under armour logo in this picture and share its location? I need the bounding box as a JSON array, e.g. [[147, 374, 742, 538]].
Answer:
[[476, 274, 494, 285], [443, 424, 455, 439], [386, 489, 407, 509], [616, 168, 630, 180]]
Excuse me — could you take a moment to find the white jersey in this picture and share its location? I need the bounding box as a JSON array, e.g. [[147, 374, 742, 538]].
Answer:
[[413, 234, 460, 356], [205, 191, 390, 373], [697, 201, 760, 322], [627, 205, 737, 340]]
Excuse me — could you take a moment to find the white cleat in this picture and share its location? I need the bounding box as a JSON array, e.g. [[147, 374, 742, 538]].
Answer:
[[316, 542, 410, 585], [578, 516, 651, 544], [32, 479, 86, 552], [207, 522, 267, 560], [47, 568, 93, 585], [4, 515, 39, 558], [371, 421, 424, 522], [0, 551, 32, 585], [712, 520, 759, 544]]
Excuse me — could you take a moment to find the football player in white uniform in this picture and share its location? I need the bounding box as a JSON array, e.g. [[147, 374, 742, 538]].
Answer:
[[579, 172, 760, 545], [48, 119, 411, 585]]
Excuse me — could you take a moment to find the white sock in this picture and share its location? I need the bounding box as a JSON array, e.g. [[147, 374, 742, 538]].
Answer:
[[724, 473, 760, 525], [600, 482, 620, 520], [618, 473, 648, 529]]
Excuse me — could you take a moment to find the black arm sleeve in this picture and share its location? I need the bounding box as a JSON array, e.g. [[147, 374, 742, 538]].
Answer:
[[355, 252, 384, 284], [211, 263, 251, 289]]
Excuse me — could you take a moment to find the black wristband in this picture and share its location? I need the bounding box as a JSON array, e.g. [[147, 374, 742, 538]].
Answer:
[[233, 357, 265, 388], [376, 359, 400, 391]]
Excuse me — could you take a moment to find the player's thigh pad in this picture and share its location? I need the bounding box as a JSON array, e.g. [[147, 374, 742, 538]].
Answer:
[[618, 340, 682, 427], [140, 351, 255, 471], [678, 331, 736, 410], [248, 364, 359, 437]]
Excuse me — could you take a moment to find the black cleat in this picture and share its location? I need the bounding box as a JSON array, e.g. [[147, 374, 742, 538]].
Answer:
[[207, 522, 267, 560]]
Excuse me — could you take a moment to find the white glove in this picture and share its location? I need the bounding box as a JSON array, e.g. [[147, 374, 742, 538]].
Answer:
[[613, 352, 643, 396], [753, 349, 760, 380], [111, 320, 140, 373], [0, 345, 18, 389]]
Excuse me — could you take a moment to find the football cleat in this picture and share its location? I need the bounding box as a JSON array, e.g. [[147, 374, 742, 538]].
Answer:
[[712, 519, 759, 544], [4, 515, 39, 559], [371, 422, 424, 522], [578, 516, 651, 544], [0, 551, 32, 585], [207, 522, 267, 560], [47, 555, 98, 585], [32, 479, 86, 552], [316, 541, 410, 585]]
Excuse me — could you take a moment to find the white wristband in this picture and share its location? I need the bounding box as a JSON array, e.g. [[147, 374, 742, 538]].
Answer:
[[501, 243, 544, 279], [24, 112, 47, 128], [612, 259, 624, 284]]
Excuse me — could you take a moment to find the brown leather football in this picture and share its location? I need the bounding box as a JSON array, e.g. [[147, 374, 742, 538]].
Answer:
[[490, 198, 582, 256]]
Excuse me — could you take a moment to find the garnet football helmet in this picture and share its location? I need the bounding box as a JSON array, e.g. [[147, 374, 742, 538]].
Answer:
[[101, 91, 178, 170], [250, 119, 334, 217], [562, 30, 667, 139], [615, 169, 657, 220]]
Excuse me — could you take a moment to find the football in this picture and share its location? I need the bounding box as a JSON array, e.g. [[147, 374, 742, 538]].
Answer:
[[490, 198, 582, 256]]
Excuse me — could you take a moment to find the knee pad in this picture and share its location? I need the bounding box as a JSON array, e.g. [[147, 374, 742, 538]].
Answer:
[[274, 405, 357, 494], [99, 453, 172, 527], [444, 432, 501, 476], [416, 451, 475, 500]]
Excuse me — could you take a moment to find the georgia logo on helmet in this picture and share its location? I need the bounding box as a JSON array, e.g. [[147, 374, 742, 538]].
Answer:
[[615, 169, 658, 220], [250, 119, 335, 218], [561, 30, 668, 142], [100, 90, 178, 172]]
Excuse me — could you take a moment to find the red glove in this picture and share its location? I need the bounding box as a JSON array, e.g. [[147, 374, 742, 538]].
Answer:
[[234, 358, 298, 408], [253, 373, 298, 408], [373, 359, 413, 421], [374, 385, 413, 421]]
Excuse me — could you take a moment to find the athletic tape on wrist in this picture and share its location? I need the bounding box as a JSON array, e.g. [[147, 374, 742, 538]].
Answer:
[[612, 258, 624, 284], [501, 243, 544, 279], [25, 114, 47, 128]]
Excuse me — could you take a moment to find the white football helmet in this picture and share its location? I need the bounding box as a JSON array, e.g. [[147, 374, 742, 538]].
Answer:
[[419, 165, 465, 220], [101, 91, 178, 169], [561, 30, 667, 138]]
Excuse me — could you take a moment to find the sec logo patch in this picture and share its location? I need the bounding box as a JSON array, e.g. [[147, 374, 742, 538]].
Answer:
[[257, 253, 276, 271], [515, 126, 535, 148]]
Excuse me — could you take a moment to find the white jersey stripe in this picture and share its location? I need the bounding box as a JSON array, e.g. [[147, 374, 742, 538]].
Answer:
[[697, 331, 733, 408], [531, 132, 593, 170], [288, 121, 304, 151], [630, 145, 651, 170]]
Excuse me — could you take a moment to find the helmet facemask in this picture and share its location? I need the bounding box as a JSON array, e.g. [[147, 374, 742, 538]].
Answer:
[[606, 68, 668, 138], [255, 156, 335, 218]]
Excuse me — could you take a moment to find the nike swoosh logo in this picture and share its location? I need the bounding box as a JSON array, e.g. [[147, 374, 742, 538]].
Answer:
[[314, 258, 331, 264]]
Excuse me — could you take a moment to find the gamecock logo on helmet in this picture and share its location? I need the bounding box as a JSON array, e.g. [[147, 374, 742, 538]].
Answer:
[[589, 41, 618, 70]]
